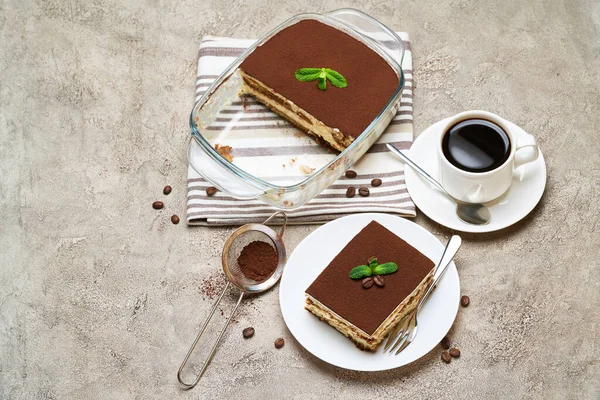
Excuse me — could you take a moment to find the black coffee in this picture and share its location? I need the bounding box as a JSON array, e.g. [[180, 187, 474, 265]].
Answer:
[[442, 119, 511, 173]]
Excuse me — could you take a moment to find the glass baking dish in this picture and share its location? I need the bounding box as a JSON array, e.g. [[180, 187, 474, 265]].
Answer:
[[188, 8, 405, 209]]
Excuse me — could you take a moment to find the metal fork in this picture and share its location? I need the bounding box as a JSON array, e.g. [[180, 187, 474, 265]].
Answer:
[[384, 235, 462, 355]]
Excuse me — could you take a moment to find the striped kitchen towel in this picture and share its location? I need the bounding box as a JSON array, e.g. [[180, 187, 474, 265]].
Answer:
[[187, 33, 415, 225]]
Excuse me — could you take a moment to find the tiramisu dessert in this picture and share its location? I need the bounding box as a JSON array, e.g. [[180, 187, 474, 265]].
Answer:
[[238, 19, 400, 152], [305, 221, 435, 351]]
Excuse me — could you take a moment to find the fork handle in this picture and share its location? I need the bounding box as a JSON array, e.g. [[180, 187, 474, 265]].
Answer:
[[417, 235, 462, 313]]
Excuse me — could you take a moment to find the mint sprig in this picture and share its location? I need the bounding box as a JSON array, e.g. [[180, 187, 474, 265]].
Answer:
[[349, 258, 398, 279], [295, 68, 348, 91]]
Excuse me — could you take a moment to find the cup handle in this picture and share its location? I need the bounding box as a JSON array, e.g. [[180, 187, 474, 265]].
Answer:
[[514, 134, 539, 169]]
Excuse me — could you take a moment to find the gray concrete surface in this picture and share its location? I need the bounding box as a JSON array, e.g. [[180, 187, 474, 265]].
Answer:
[[1, 0, 599, 398]]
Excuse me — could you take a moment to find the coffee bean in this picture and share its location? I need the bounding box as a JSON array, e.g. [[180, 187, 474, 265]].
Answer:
[[274, 338, 285, 349], [345, 170, 357, 179], [440, 336, 451, 350], [358, 187, 370, 197], [449, 347, 461, 358], [441, 351, 452, 364], [206, 187, 217, 196], [171, 215, 180, 225], [460, 295, 470, 307], [373, 276, 385, 287], [361, 277, 374, 289], [152, 201, 164, 210], [346, 187, 356, 198], [371, 178, 382, 187], [163, 185, 172, 195], [243, 327, 255, 339]]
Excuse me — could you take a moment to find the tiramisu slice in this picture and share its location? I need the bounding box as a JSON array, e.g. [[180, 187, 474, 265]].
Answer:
[[305, 221, 435, 351], [238, 19, 400, 152]]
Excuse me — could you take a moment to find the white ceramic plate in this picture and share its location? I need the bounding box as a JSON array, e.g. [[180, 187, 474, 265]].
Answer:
[[279, 213, 460, 371], [405, 117, 547, 233]]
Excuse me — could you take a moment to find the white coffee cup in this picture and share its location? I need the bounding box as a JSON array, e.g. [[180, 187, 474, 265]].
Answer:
[[438, 110, 539, 203]]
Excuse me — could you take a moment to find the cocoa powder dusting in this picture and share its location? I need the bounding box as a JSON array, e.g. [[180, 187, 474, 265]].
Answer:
[[237, 241, 278, 283], [200, 272, 227, 300]]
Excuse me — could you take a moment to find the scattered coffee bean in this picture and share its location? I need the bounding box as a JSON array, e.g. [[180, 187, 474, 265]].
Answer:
[[358, 187, 370, 197], [373, 275, 385, 287], [152, 201, 164, 210], [345, 170, 357, 179], [441, 351, 452, 364], [163, 185, 172, 195], [274, 338, 285, 349], [371, 178, 382, 187], [346, 187, 356, 198], [243, 327, 255, 339], [361, 277, 374, 289], [461, 295, 470, 307], [440, 336, 451, 350], [171, 215, 180, 225], [449, 347, 461, 358], [206, 187, 217, 196]]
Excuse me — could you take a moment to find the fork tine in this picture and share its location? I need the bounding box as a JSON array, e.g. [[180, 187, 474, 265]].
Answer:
[[384, 311, 411, 350], [386, 316, 412, 353], [389, 325, 411, 354], [385, 316, 410, 352], [384, 318, 406, 351], [395, 326, 417, 355], [383, 328, 398, 351]]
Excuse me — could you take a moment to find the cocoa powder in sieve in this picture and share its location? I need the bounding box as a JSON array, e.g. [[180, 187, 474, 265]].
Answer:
[[237, 241, 278, 283]]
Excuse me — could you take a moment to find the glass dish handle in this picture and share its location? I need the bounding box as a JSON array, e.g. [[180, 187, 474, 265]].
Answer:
[[325, 8, 405, 65]]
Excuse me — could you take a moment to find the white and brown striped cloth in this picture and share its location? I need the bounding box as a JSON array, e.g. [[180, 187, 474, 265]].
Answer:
[[187, 33, 414, 225]]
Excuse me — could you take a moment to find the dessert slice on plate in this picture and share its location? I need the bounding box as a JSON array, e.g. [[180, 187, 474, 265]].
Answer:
[[238, 19, 399, 152], [305, 220, 435, 351]]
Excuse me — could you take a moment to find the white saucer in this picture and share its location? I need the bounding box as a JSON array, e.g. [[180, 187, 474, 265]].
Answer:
[[279, 213, 459, 371], [405, 118, 547, 233]]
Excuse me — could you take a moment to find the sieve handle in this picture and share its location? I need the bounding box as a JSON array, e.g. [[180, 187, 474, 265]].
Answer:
[[262, 211, 288, 238], [177, 281, 245, 389]]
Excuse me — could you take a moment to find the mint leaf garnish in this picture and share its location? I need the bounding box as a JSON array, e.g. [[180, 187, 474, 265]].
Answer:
[[350, 258, 398, 280], [294, 67, 348, 91], [349, 265, 372, 279], [296, 68, 322, 76], [295, 68, 323, 82], [318, 77, 327, 91], [373, 262, 398, 275], [324, 68, 347, 88]]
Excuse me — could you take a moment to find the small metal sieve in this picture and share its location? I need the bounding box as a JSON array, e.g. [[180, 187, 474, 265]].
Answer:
[[177, 211, 288, 389]]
